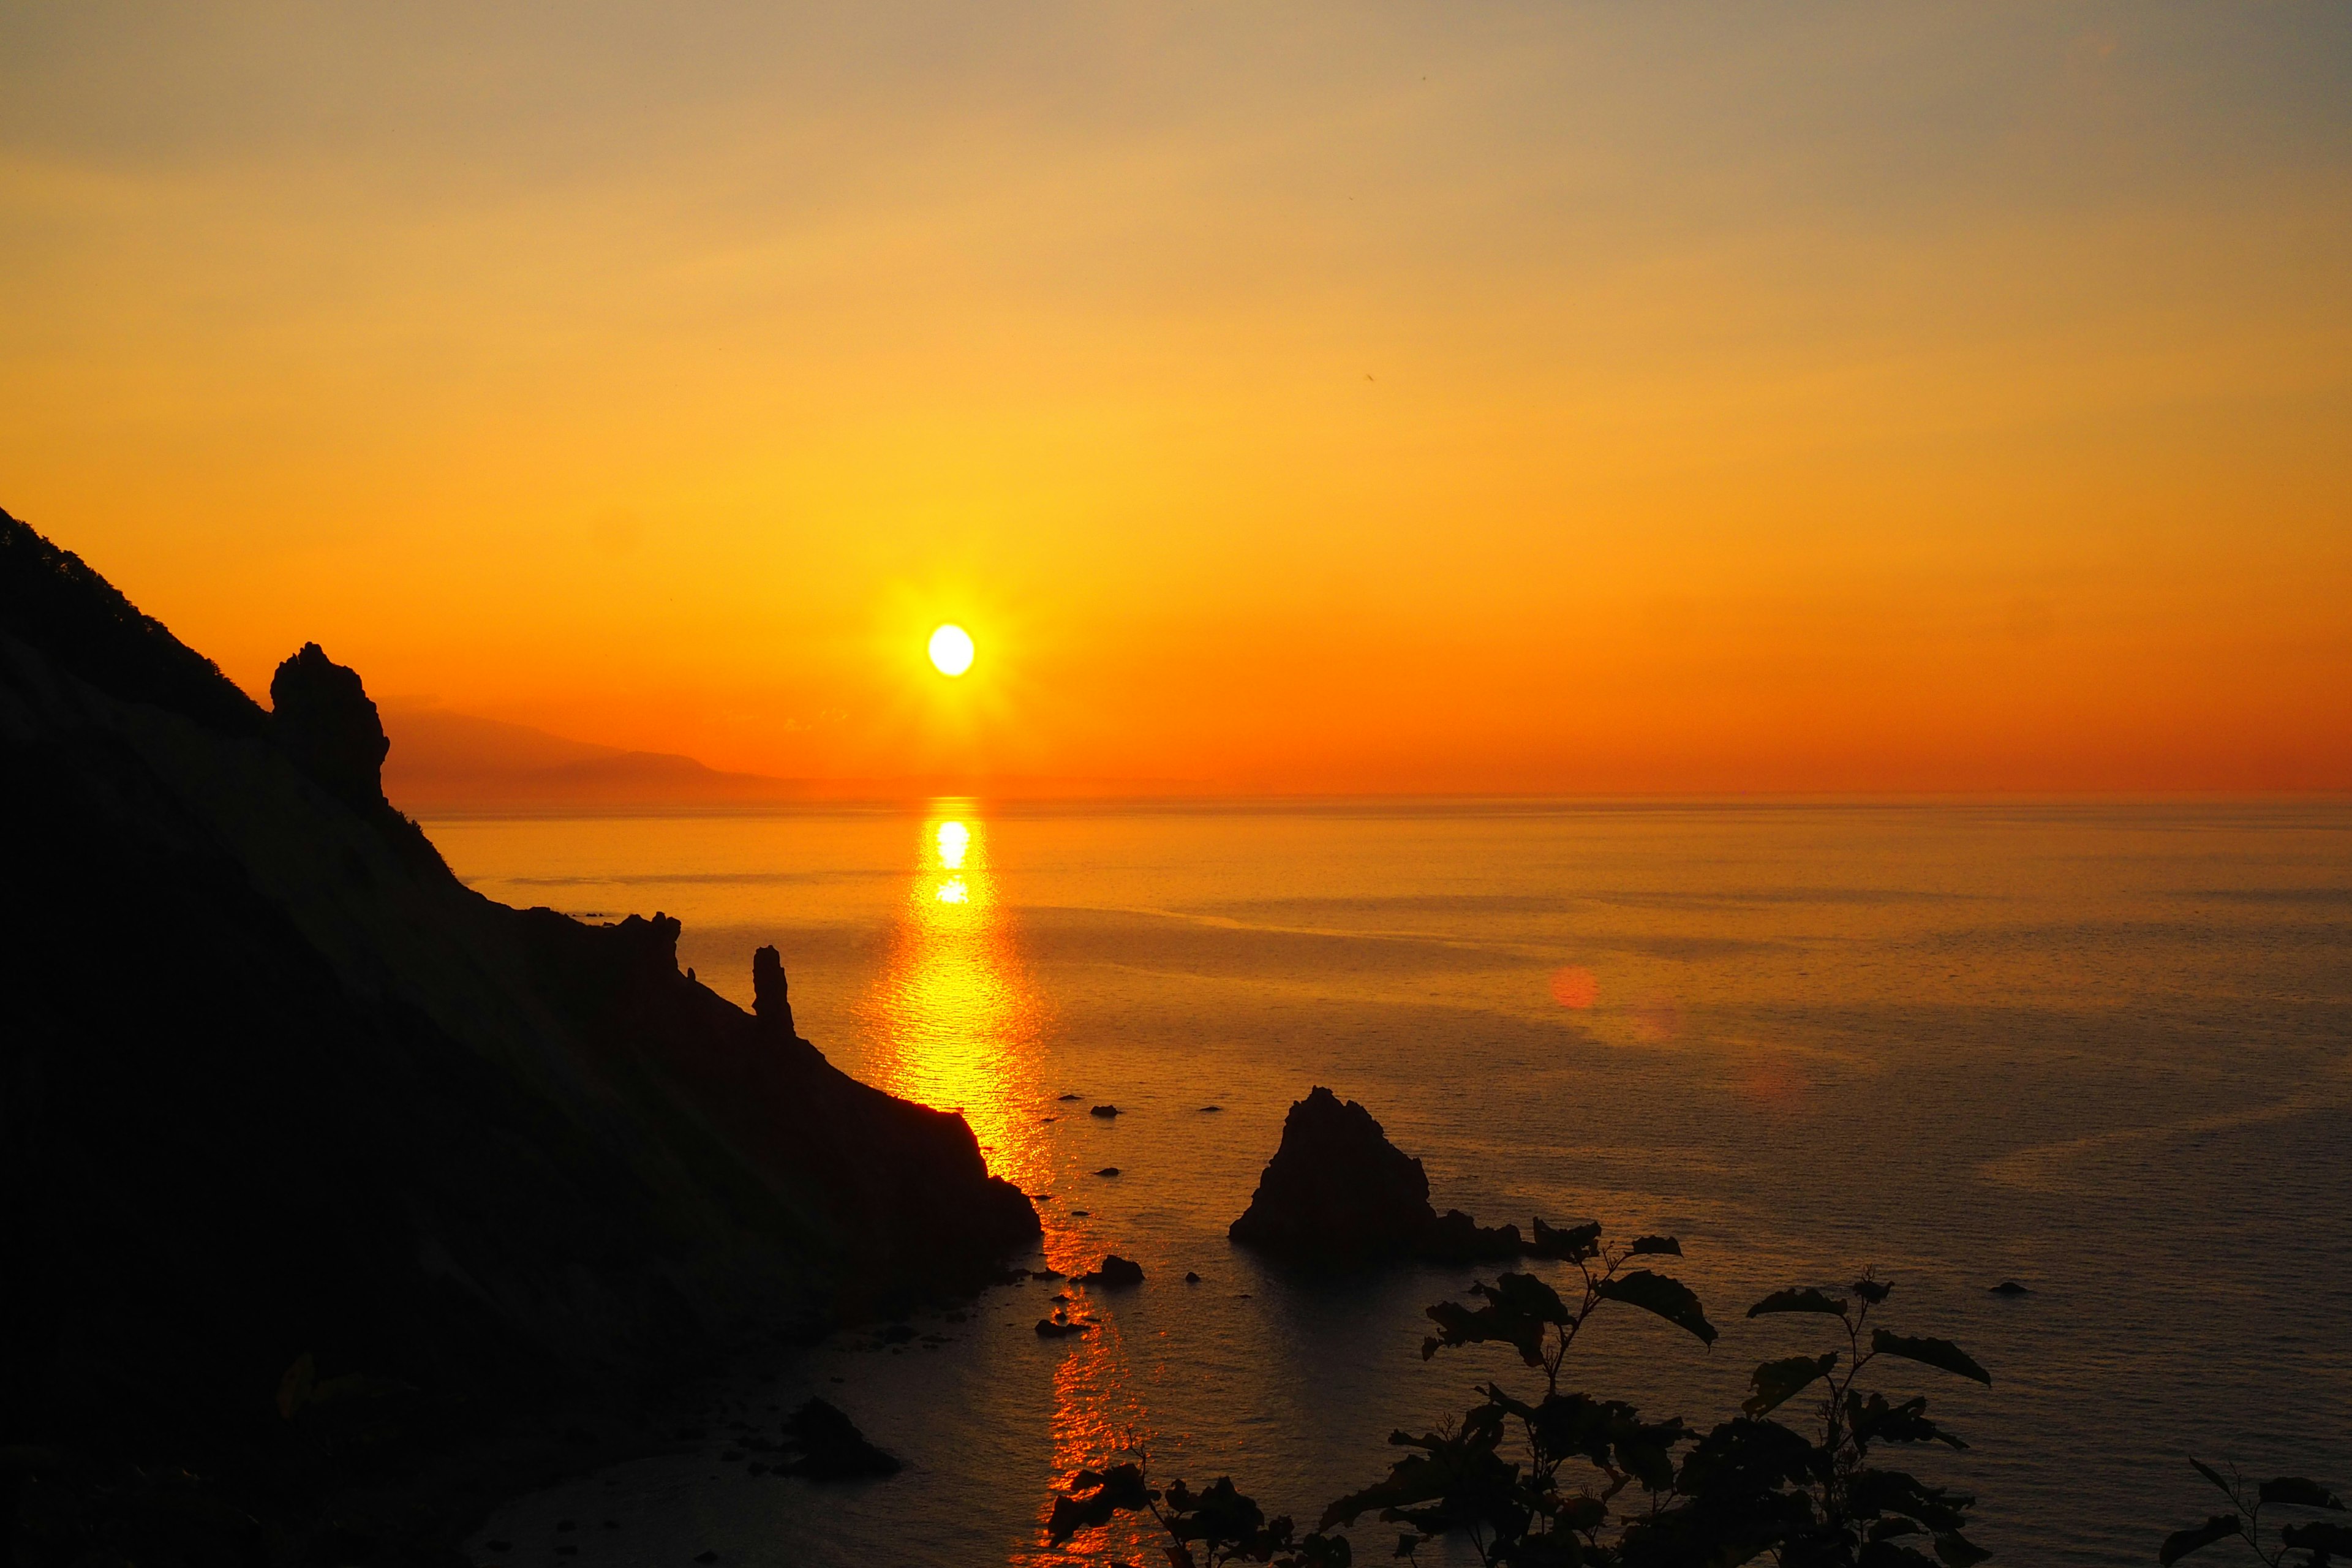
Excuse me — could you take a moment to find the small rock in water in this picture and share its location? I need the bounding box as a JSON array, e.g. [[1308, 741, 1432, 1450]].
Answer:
[[1184, 1270, 1202, 1284], [1090, 1104, 1120, 1118], [1200, 1104, 1223, 1113], [1036, 1316, 1092, 1338], [1058, 1093, 1084, 1102], [777, 1396, 902, 1480], [1991, 1279, 2032, 1295], [1069, 1208, 1091, 1217], [1082, 1254, 1145, 1287], [1096, 1166, 1120, 1177]]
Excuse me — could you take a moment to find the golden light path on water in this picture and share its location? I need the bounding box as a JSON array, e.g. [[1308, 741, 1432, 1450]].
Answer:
[[858, 805, 1156, 1567]]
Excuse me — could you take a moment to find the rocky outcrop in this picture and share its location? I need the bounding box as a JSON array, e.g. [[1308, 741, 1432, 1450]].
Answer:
[[270, 641, 391, 813], [775, 1398, 900, 1480], [753, 943, 799, 1038], [1229, 1087, 1526, 1264], [0, 507, 1038, 1497]]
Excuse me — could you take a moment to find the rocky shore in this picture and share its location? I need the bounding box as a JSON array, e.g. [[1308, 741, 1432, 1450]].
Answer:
[[0, 508, 1038, 1565]]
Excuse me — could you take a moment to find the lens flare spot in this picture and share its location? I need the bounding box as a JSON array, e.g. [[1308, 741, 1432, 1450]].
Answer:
[[1632, 998, 1684, 1043], [1548, 966, 1599, 1009]]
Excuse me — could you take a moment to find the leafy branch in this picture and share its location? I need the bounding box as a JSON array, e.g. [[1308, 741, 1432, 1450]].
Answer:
[[2160, 1458, 2348, 1567]]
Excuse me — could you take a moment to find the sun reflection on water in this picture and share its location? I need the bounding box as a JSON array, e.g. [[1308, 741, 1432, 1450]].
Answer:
[[860, 805, 1154, 1566], [860, 806, 1049, 1197]]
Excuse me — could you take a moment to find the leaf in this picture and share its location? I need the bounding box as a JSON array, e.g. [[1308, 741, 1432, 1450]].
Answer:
[[1870, 1330, 1990, 1386], [1425, 1273, 1571, 1366], [1749, 1287, 1849, 1319], [1852, 1278, 1894, 1305], [276, 1352, 314, 1420], [1629, 1235, 1682, 1256], [1530, 1217, 1602, 1262], [2160, 1516, 2242, 1565], [2258, 1476, 2346, 1509], [1932, 1532, 1992, 1567], [1744, 1352, 1838, 1418], [1047, 1463, 1158, 1544], [1849, 1392, 1967, 1452], [1848, 1468, 1972, 1534], [1596, 1270, 1718, 1345], [2191, 1458, 2234, 1499], [2281, 1521, 2352, 1553]]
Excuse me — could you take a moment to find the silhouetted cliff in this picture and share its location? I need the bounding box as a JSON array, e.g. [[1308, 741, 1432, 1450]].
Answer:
[[0, 509, 1035, 1542]]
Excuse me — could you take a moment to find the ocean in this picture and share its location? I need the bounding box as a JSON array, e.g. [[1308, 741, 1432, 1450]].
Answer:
[[434, 801, 2352, 1565]]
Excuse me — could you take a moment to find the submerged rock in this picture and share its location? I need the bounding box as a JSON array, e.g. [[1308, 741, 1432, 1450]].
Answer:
[[1990, 1279, 2032, 1296], [1423, 1208, 1527, 1263], [777, 1398, 900, 1480], [1090, 1104, 1121, 1118], [1035, 1315, 1092, 1338]]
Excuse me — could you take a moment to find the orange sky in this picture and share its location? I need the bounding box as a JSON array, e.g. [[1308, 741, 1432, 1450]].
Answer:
[[4, 2, 2348, 793]]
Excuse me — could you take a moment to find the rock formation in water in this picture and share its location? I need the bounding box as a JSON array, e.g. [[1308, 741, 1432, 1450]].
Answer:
[[1228, 1087, 1525, 1263], [0, 507, 1036, 1551]]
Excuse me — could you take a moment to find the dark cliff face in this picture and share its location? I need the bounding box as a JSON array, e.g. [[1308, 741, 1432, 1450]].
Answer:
[[0, 508, 1036, 1464]]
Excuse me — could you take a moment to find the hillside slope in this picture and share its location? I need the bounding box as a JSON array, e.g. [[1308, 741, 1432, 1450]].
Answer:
[[0, 508, 1036, 1479]]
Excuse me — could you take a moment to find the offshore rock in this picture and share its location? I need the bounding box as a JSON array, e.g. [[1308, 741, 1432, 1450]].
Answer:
[[1229, 1087, 1531, 1265], [1424, 1208, 1527, 1263], [1081, 1255, 1144, 1287], [776, 1398, 900, 1480], [1229, 1087, 1438, 1262]]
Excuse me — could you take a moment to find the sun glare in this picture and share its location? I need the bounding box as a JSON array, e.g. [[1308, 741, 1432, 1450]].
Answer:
[[929, 623, 975, 676]]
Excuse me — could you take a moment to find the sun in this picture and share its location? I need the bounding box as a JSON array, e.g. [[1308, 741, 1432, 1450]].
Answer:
[[928, 623, 975, 676]]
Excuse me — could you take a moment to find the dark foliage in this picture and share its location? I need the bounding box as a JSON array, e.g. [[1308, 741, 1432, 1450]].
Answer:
[[1047, 1463, 1352, 1567], [2159, 1459, 2347, 1566], [1047, 1226, 1994, 1566]]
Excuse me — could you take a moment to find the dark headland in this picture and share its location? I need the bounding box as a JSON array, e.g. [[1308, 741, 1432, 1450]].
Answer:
[[0, 509, 1038, 1562]]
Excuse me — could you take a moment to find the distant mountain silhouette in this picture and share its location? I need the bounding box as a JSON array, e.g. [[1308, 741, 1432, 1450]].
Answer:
[[0, 509, 1036, 1510], [381, 706, 819, 812]]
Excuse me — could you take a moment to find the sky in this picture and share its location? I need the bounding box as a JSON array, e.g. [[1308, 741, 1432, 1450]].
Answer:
[[2, 1, 2348, 794]]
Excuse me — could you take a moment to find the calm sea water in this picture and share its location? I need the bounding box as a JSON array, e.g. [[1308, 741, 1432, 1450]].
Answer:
[[437, 802, 2352, 1566]]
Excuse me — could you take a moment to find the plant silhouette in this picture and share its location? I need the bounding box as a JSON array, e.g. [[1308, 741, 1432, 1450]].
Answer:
[[2158, 1460, 2348, 1566], [1046, 1223, 1994, 1566]]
